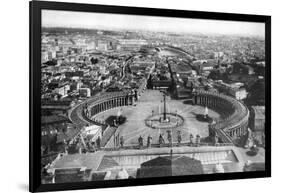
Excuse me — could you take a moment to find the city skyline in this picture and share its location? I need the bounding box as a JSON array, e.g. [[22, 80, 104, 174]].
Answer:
[[42, 10, 265, 37], [40, 9, 266, 184]]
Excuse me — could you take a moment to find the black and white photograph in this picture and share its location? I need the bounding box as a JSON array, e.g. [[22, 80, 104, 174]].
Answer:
[[2, 0, 281, 192], [39, 8, 268, 185]]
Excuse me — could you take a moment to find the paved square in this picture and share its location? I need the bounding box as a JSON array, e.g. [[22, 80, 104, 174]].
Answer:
[[94, 90, 220, 146]]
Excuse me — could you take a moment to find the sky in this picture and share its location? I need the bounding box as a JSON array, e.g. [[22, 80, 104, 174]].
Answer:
[[42, 10, 265, 37]]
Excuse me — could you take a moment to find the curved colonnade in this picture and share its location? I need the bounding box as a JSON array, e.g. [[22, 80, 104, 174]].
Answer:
[[86, 91, 136, 121], [193, 90, 249, 144], [69, 91, 137, 147], [69, 91, 136, 126]]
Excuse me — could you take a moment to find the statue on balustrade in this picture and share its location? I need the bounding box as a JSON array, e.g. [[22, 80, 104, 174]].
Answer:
[[167, 130, 172, 147], [96, 136, 101, 149], [159, 134, 165, 147], [190, 134, 194, 146], [177, 130, 182, 145], [195, 134, 201, 146], [147, 135, 152, 148], [138, 135, 143, 148], [120, 136, 124, 148]]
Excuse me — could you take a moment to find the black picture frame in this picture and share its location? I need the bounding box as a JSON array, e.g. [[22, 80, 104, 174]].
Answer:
[[30, 1, 271, 192]]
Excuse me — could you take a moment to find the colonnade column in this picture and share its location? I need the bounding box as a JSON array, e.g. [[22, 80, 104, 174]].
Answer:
[[125, 97, 128, 105], [87, 95, 136, 120]]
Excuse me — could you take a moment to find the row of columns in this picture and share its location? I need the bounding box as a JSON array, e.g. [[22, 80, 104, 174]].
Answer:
[[194, 94, 231, 110], [195, 93, 249, 141], [227, 124, 247, 138], [194, 95, 218, 108], [195, 95, 235, 119], [90, 96, 134, 117]]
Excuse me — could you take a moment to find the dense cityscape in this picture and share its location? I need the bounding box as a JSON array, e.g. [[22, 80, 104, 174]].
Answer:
[[41, 23, 266, 183]]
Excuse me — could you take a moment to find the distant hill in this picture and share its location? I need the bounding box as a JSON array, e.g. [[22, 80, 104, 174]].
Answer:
[[42, 27, 122, 36]]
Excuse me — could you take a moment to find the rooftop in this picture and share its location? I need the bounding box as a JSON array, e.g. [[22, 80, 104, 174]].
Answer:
[[51, 152, 104, 170], [41, 115, 69, 125], [252, 106, 265, 120]]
